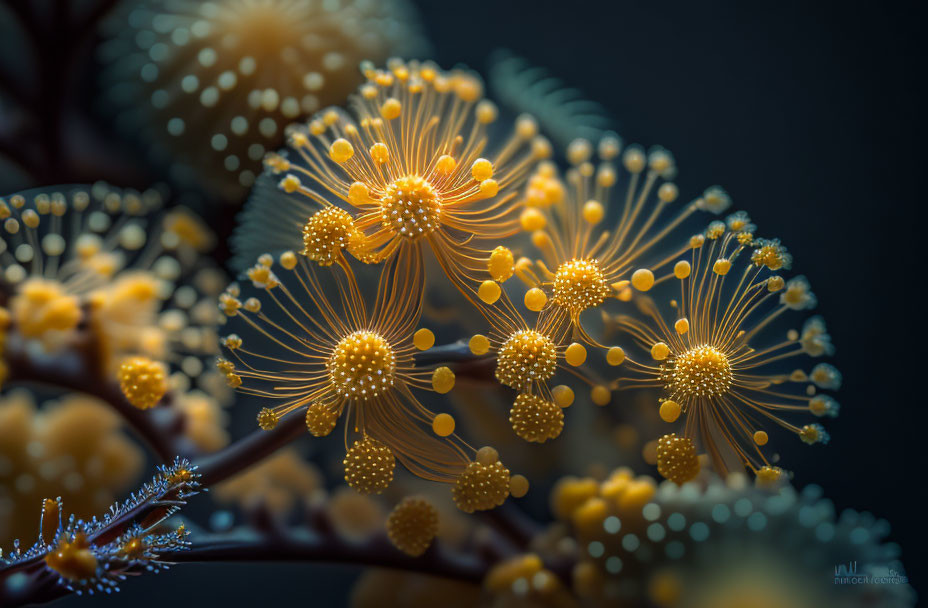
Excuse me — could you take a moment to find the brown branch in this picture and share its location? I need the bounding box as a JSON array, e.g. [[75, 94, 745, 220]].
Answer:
[[194, 411, 307, 487], [164, 529, 490, 584]]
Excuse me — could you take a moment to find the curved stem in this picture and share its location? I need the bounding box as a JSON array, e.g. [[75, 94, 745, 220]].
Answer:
[[165, 529, 489, 584], [194, 412, 306, 487]]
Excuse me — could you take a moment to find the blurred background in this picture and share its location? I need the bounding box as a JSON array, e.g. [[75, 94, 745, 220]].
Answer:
[[1, 0, 922, 605]]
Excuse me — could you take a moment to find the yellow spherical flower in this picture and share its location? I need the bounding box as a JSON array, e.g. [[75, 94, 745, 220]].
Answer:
[[100, 0, 428, 199], [474, 289, 598, 441], [344, 436, 395, 495], [615, 221, 836, 477], [656, 433, 700, 484], [231, 59, 550, 300], [387, 497, 439, 557], [452, 449, 511, 513], [305, 401, 339, 437], [509, 393, 564, 443], [118, 356, 168, 410]]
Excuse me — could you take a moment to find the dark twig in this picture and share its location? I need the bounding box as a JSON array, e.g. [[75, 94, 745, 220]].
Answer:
[[165, 528, 490, 584], [194, 412, 307, 487]]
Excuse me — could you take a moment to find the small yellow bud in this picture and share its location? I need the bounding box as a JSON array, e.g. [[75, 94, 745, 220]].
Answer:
[[524, 287, 547, 311], [606, 347, 625, 366], [659, 400, 682, 423], [469, 334, 490, 355], [591, 385, 611, 406], [369, 142, 389, 164], [478, 280, 501, 305], [631, 268, 655, 291], [118, 357, 167, 410], [413, 328, 435, 351], [471, 158, 493, 181], [520, 208, 546, 231], [380, 98, 401, 120], [582, 200, 604, 224], [328, 138, 354, 163], [479, 179, 499, 197], [436, 154, 457, 174], [551, 385, 574, 408], [279, 251, 297, 270], [348, 181, 369, 205], [432, 413, 455, 437], [509, 475, 530, 498], [432, 366, 455, 394], [651, 342, 670, 360], [476, 446, 499, 466], [565, 342, 587, 366]]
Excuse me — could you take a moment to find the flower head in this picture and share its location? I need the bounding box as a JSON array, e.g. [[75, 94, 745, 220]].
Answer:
[[613, 221, 838, 477], [219, 248, 512, 509], [232, 59, 550, 299]]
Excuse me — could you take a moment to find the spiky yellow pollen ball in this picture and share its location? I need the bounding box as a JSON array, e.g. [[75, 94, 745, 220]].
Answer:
[[305, 402, 338, 437], [509, 393, 564, 443], [661, 345, 732, 398], [495, 330, 557, 389], [452, 457, 511, 513], [552, 258, 609, 313], [386, 497, 439, 557], [117, 356, 167, 410], [343, 436, 395, 495], [328, 330, 396, 400], [257, 407, 279, 430], [656, 433, 700, 484], [379, 176, 442, 239], [301, 207, 363, 265]]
